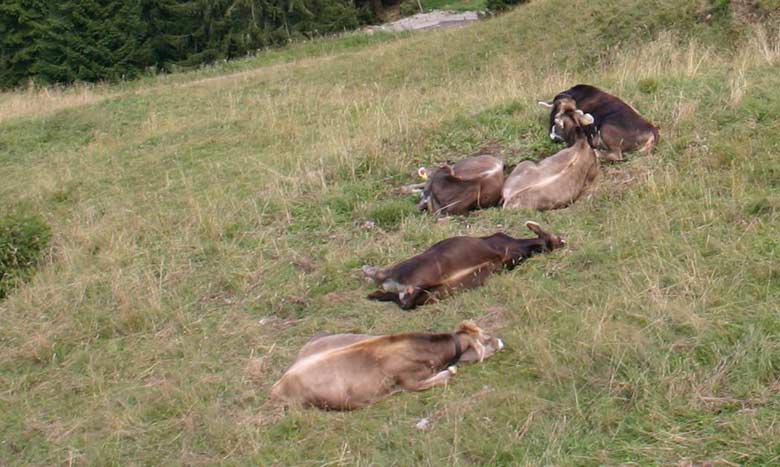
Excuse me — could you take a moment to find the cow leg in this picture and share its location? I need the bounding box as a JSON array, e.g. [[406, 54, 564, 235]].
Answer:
[[399, 288, 435, 310], [362, 265, 379, 279], [368, 290, 400, 303], [362, 265, 388, 285], [396, 182, 426, 195], [367, 290, 415, 309], [401, 367, 457, 392], [369, 287, 428, 310], [586, 158, 600, 182]]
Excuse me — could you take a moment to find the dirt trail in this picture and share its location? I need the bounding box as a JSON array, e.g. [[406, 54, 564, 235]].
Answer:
[[365, 10, 481, 33]]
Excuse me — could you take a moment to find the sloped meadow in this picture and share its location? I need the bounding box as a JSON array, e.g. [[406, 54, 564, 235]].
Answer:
[[1, 0, 779, 464]]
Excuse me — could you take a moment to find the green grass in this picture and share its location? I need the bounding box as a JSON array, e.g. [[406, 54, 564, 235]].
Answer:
[[1, 0, 780, 465]]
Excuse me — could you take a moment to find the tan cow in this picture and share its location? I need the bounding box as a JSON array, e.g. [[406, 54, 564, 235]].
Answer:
[[502, 108, 598, 210], [269, 321, 503, 410]]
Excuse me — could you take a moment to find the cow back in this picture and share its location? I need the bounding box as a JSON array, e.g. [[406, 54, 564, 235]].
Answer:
[[502, 143, 597, 210]]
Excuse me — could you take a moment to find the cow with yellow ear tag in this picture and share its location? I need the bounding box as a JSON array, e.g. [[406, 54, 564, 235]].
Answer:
[[417, 155, 504, 216]]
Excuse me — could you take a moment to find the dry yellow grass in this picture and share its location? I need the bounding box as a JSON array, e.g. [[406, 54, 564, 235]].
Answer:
[[0, 83, 118, 123]]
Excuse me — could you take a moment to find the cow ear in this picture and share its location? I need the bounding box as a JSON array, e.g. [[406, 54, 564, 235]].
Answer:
[[457, 320, 482, 337], [525, 220, 544, 237], [417, 167, 428, 180], [538, 100, 554, 109]]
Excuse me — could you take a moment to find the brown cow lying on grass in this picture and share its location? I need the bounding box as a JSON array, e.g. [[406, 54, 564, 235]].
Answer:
[[362, 221, 565, 309], [502, 107, 598, 210], [539, 84, 659, 162], [409, 155, 505, 216], [269, 321, 504, 410]]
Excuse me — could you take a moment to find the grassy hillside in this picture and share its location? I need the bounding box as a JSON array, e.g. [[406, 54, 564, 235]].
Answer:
[[1, 0, 779, 464]]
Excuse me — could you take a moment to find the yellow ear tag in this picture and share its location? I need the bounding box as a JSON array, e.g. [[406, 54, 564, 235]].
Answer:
[[417, 167, 428, 180]]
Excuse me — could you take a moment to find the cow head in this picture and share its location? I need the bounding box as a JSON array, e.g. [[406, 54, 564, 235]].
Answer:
[[415, 166, 437, 211], [417, 161, 456, 181], [539, 97, 594, 145], [455, 321, 504, 363], [416, 162, 459, 212]]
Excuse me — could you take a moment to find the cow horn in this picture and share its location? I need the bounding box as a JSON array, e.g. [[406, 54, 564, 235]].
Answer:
[[538, 100, 554, 109], [581, 113, 595, 125]]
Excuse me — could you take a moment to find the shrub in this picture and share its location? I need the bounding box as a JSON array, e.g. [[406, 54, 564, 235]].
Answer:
[[638, 78, 659, 94], [400, 0, 422, 16], [0, 213, 52, 299], [486, 0, 528, 12]]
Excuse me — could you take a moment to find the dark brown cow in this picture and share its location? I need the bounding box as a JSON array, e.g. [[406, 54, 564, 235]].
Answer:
[[362, 221, 564, 309], [502, 108, 598, 210], [269, 321, 503, 410], [539, 84, 659, 162], [416, 155, 505, 215]]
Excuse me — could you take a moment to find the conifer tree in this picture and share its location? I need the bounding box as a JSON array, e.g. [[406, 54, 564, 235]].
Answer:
[[0, 1, 46, 88], [0, 0, 375, 88]]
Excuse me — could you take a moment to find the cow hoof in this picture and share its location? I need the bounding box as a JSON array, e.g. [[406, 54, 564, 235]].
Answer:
[[415, 418, 432, 431], [448, 366, 458, 375], [361, 265, 378, 278], [599, 151, 624, 163]]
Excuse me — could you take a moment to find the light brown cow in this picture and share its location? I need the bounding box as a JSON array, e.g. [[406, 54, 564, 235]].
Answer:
[[502, 108, 598, 210], [269, 321, 503, 410]]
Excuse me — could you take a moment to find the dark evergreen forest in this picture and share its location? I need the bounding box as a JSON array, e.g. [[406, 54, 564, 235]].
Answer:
[[0, 0, 376, 88]]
